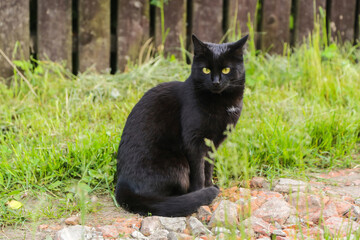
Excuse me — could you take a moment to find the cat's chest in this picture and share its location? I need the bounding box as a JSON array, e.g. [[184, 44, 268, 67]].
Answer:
[[205, 105, 241, 126]]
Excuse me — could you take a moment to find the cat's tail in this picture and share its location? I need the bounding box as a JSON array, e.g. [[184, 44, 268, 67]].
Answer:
[[115, 181, 219, 217]]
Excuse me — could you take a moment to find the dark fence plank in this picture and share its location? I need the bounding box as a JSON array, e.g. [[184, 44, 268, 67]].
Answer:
[[78, 0, 110, 72], [0, 0, 30, 79], [295, 0, 326, 44], [228, 0, 257, 35], [37, 0, 72, 68], [192, 0, 223, 43], [156, 0, 187, 58], [329, 0, 357, 43], [261, 0, 291, 54], [117, 0, 149, 70]]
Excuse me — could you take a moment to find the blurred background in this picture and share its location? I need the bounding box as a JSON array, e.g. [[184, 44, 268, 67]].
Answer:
[[1, 0, 359, 78]]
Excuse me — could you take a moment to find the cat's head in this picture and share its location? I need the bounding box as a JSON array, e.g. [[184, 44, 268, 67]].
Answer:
[[190, 35, 248, 94]]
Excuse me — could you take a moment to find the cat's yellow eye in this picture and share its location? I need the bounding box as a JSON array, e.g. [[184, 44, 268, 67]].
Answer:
[[202, 67, 211, 74], [222, 67, 230, 74]]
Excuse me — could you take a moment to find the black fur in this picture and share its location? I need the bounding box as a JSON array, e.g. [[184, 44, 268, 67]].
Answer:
[[115, 34, 248, 217]]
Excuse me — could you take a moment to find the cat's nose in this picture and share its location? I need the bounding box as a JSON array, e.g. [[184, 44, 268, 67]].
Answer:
[[212, 76, 220, 86]]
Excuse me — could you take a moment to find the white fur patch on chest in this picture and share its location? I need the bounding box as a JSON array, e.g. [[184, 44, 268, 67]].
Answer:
[[227, 106, 240, 114]]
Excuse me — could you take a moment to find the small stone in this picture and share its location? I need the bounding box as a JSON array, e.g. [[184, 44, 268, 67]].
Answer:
[[257, 191, 284, 200], [254, 198, 294, 224], [273, 178, 307, 193], [167, 231, 193, 240], [352, 179, 360, 185], [322, 201, 339, 220], [38, 224, 49, 230], [299, 226, 324, 239], [188, 217, 212, 236], [274, 222, 282, 230], [284, 215, 298, 226], [197, 206, 212, 222], [283, 228, 296, 238], [131, 230, 149, 240], [275, 237, 290, 240], [140, 216, 162, 236], [149, 229, 169, 240], [288, 193, 323, 223], [158, 217, 186, 232], [271, 229, 286, 237], [250, 177, 267, 188], [323, 217, 360, 237], [167, 232, 177, 240], [55, 225, 92, 240], [351, 205, 360, 219], [342, 195, 354, 203], [239, 187, 251, 196], [208, 200, 238, 227], [212, 227, 231, 234], [97, 225, 121, 238], [241, 216, 271, 236], [65, 216, 79, 225], [288, 193, 321, 212], [334, 199, 352, 216], [50, 225, 63, 231], [354, 198, 360, 205]]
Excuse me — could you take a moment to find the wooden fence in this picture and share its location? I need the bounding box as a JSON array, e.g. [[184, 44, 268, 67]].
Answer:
[[0, 0, 359, 78]]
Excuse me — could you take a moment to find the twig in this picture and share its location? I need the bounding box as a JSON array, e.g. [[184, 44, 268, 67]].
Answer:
[[0, 48, 37, 97]]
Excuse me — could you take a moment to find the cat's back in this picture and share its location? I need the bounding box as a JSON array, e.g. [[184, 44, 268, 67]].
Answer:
[[132, 81, 183, 117], [121, 81, 184, 142]]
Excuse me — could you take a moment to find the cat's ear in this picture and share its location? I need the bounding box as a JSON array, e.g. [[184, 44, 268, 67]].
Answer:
[[192, 34, 208, 56], [229, 34, 248, 55]]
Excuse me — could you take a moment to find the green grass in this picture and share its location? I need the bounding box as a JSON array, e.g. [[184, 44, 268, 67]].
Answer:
[[1, 26, 360, 227]]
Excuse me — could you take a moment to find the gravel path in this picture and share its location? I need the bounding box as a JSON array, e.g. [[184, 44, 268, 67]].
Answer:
[[1, 167, 360, 240]]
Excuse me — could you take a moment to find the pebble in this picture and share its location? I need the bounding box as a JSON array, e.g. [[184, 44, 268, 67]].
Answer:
[[208, 200, 238, 227], [64, 216, 79, 226], [131, 230, 149, 239], [140, 216, 162, 236], [241, 216, 271, 236], [158, 216, 187, 232], [334, 199, 352, 216], [167, 231, 193, 240], [44, 173, 360, 240], [149, 229, 169, 240], [322, 201, 339, 220], [197, 205, 212, 222], [188, 216, 212, 236], [250, 177, 267, 188], [55, 225, 94, 240], [254, 197, 294, 224], [273, 178, 307, 193], [271, 229, 287, 237], [97, 225, 120, 238], [323, 217, 360, 237]]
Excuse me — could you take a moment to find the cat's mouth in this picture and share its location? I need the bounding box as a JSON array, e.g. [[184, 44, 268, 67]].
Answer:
[[210, 88, 224, 94], [209, 84, 227, 94]]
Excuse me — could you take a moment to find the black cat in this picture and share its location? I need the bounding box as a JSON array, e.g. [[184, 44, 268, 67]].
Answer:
[[115, 34, 248, 217]]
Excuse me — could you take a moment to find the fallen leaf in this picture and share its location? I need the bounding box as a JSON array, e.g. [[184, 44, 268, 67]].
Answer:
[[7, 200, 23, 209]]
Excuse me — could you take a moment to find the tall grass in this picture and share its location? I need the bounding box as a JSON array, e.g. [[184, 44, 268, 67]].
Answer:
[[1, 23, 360, 225]]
